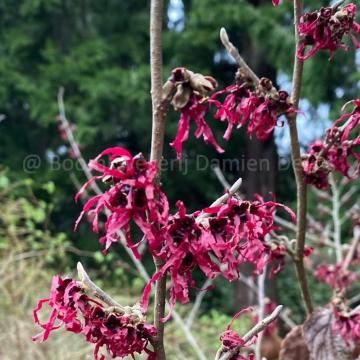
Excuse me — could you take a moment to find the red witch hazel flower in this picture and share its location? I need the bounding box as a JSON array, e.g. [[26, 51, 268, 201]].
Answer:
[[332, 300, 360, 343], [302, 141, 332, 189], [33, 276, 87, 342], [315, 263, 357, 290], [141, 194, 295, 317], [212, 69, 294, 141], [302, 99, 360, 189], [33, 275, 156, 360], [219, 307, 255, 360], [75, 147, 169, 256], [163, 67, 224, 159], [297, 3, 360, 61], [211, 194, 296, 276]]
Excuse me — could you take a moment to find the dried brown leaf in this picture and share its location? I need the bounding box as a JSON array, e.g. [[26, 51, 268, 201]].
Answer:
[[303, 307, 353, 360], [189, 73, 217, 95], [279, 325, 310, 360], [171, 83, 191, 110]]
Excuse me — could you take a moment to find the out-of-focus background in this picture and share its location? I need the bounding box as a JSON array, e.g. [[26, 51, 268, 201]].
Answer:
[[0, 1, 359, 359]]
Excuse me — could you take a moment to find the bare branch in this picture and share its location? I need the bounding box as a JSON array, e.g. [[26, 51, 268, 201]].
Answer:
[[342, 226, 360, 271], [332, 0, 345, 10], [149, 0, 167, 358], [340, 187, 357, 206], [255, 267, 267, 360], [196, 177, 242, 224], [330, 174, 343, 262], [215, 306, 283, 360], [243, 305, 283, 343], [219, 28, 259, 85], [77, 262, 123, 308], [213, 166, 231, 191], [210, 177, 243, 208], [286, 0, 313, 315], [171, 310, 207, 360], [185, 278, 213, 329], [57, 88, 102, 196]]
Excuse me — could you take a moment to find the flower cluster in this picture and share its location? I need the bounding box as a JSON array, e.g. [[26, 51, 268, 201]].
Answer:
[[164, 67, 224, 159], [315, 263, 357, 290], [302, 141, 333, 189], [75, 147, 169, 256], [332, 301, 360, 342], [33, 276, 156, 360], [141, 195, 296, 315], [297, 3, 360, 60], [272, 0, 280, 6], [212, 70, 293, 141], [302, 100, 360, 189]]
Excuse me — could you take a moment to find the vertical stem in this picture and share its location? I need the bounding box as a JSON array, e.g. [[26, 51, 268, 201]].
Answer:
[[329, 173, 342, 262], [149, 1, 167, 359], [255, 267, 267, 360], [287, 0, 313, 315]]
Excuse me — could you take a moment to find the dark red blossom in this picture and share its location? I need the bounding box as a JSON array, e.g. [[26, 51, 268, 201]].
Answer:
[[333, 303, 360, 342], [302, 100, 360, 188], [141, 195, 295, 316], [212, 75, 293, 141], [164, 67, 224, 159], [75, 147, 169, 256], [272, 0, 280, 6], [297, 3, 360, 60], [170, 94, 224, 159], [33, 276, 87, 342], [211, 195, 295, 275], [315, 263, 357, 290], [33, 276, 156, 360], [302, 141, 332, 189]]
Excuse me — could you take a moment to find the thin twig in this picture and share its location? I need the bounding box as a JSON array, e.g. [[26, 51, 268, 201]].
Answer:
[[349, 304, 360, 317], [340, 186, 357, 206], [330, 173, 343, 262], [213, 166, 231, 191], [77, 262, 122, 308], [215, 306, 283, 360], [185, 278, 213, 329], [342, 226, 360, 271], [332, 0, 345, 10], [219, 28, 259, 85], [243, 306, 283, 343], [171, 310, 207, 360], [196, 177, 242, 223], [255, 267, 267, 360], [57, 88, 102, 196], [149, 0, 167, 358], [286, 0, 313, 315]]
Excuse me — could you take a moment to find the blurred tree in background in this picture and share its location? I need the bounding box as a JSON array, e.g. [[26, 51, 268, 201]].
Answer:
[[0, 0, 359, 335]]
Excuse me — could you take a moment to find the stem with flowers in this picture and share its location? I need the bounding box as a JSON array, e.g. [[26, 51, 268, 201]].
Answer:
[[149, 0, 167, 359], [286, 0, 313, 315]]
